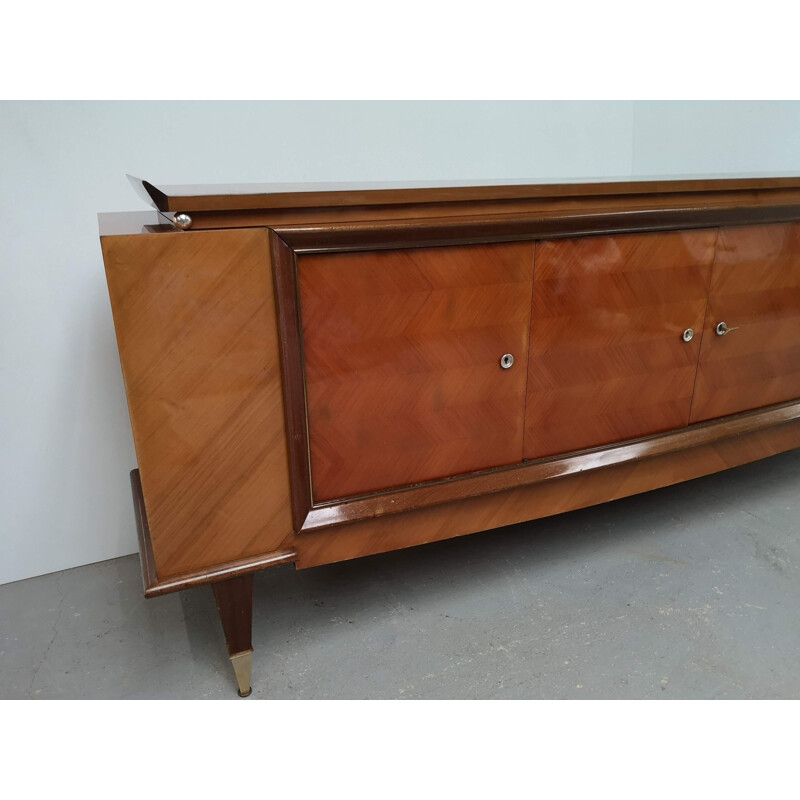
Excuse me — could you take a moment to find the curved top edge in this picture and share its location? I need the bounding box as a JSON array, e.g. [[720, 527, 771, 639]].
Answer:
[[126, 175, 170, 212], [128, 173, 800, 214]]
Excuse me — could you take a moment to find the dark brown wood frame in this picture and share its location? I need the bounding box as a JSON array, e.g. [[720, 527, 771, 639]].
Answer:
[[131, 174, 800, 214], [274, 204, 800, 253], [269, 206, 800, 535]]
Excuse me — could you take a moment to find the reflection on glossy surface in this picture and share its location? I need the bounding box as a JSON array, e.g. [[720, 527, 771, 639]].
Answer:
[[691, 222, 800, 422], [298, 242, 535, 501], [128, 173, 800, 212], [296, 404, 800, 566], [524, 229, 717, 459]]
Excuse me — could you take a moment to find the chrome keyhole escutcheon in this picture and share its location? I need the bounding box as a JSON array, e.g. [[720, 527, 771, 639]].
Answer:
[[500, 353, 515, 369], [716, 321, 740, 336], [682, 328, 694, 342]]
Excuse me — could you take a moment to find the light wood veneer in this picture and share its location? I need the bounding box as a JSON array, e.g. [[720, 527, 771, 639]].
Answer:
[[102, 228, 293, 579]]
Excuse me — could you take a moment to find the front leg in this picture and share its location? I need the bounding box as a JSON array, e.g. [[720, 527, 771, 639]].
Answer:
[[211, 573, 254, 697]]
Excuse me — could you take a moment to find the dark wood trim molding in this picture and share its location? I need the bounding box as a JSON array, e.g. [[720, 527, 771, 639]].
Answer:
[[131, 469, 158, 591], [129, 174, 800, 213], [275, 204, 800, 253], [144, 551, 297, 597], [269, 231, 315, 532]]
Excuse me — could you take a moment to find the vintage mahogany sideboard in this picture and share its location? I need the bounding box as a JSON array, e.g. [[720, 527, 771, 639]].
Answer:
[[100, 175, 800, 696]]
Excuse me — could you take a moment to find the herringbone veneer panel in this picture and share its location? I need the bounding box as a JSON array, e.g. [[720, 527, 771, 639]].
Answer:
[[524, 230, 717, 459], [690, 222, 800, 423], [298, 243, 535, 500]]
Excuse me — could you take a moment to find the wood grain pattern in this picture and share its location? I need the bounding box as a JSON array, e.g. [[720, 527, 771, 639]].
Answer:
[[128, 400, 800, 579], [298, 243, 535, 501], [102, 227, 293, 578], [301, 400, 800, 529], [524, 230, 717, 459], [131, 466, 296, 598], [295, 415, 800, 569], [690, 222, 800, 422]]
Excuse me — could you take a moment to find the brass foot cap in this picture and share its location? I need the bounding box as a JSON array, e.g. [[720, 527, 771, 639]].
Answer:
[[230, 650, 253, 697]]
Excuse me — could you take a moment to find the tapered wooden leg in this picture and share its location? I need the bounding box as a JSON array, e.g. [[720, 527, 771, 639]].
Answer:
[[211, 573, 254, 697]]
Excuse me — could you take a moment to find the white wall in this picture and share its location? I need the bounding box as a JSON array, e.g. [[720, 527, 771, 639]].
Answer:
[[632, 101, 800, 175], [2, 101, 799, 586]]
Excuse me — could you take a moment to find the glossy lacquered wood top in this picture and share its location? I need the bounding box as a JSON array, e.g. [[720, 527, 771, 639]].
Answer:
[[131, 173, 800, 213], [298, 242, 535, 501], [524, 229, 717, 459]]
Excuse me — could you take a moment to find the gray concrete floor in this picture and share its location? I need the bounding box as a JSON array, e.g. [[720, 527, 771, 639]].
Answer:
[[2, 449, 799, 700]]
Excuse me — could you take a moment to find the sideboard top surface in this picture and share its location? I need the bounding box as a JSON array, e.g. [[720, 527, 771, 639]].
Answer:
[[130, 173, 800, 213]]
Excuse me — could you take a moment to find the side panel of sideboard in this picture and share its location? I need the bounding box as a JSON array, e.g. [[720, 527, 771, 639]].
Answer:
[[102, 227, 294, 579]]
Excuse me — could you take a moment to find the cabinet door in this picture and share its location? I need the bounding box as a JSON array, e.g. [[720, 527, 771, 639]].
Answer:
[[690, 222, 800, 423], [524, 230, 717, 460], [298, 242, 535, 501]]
